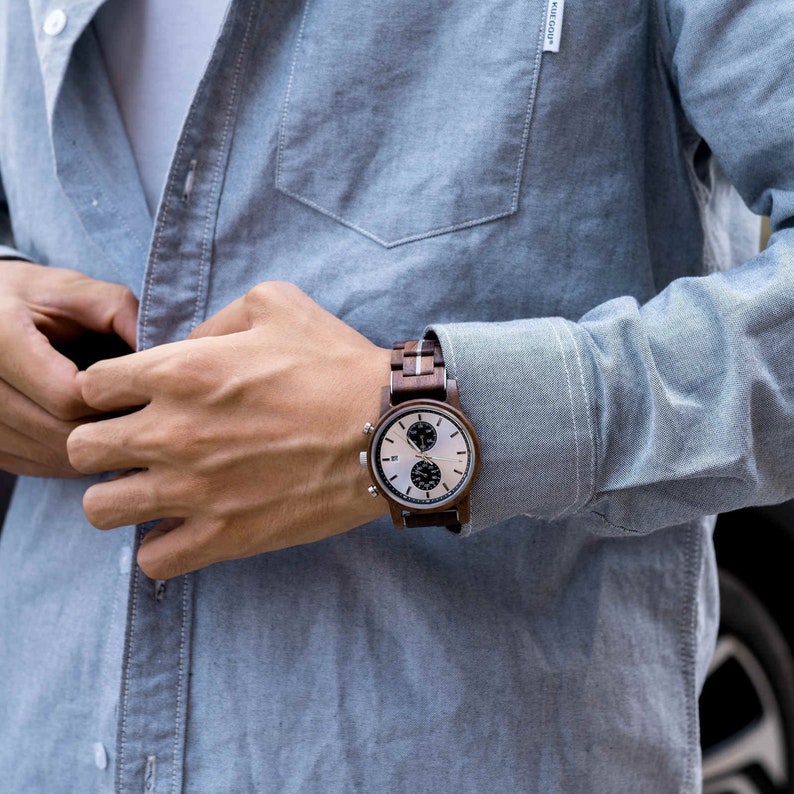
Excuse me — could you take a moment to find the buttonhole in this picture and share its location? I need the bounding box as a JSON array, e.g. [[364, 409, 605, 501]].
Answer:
[[183, 159, 198, 202]]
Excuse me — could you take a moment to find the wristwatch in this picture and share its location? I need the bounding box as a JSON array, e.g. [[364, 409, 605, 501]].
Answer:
[[359, 339, 480, 533]]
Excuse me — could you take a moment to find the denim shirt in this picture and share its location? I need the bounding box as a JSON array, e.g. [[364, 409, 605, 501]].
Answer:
[[1, 0, 793, 792]]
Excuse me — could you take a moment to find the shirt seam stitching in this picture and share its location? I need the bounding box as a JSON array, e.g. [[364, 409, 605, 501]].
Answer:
[[561, 321, 596, 507], [117, 530, 142, 790], [191, 0, 257, 333], [548, 318, 582, 518], [170, 577, 190, 794]]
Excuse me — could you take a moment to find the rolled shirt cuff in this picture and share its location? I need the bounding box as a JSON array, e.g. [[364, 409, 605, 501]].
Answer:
[[427, 318, 597, 535]]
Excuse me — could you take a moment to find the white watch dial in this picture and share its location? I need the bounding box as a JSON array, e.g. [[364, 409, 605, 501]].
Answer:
[[372, 406, 475, 509]]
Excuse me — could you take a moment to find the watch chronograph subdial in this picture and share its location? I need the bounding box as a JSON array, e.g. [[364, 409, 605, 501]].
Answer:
[[407, 421, 437, 452], [371, 405, 477, 508], [410, 460, 442, 491]]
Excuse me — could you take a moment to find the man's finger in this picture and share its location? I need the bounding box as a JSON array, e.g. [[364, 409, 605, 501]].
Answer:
[[81, 470, 169, 530], [0, 313, 86, 420], [187, 295, 249, 339], [67, 413, 147, 474], [137, 518, 217, 580], [33, 269, 139, 350], [77, 345, 173, 412], [0, 420, 76, 472], [0, 378, 78, 446], [0, 450, 80, 479]]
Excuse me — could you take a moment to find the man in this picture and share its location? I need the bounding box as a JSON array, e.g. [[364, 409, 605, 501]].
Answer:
[[1, 0, 792, 791]]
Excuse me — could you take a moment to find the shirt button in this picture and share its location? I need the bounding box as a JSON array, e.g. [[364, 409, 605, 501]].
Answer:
[[43, 9, 67, 36], [93, 742, 108, 770]]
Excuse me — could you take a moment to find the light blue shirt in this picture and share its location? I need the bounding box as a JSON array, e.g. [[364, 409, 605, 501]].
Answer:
[[0, 0, 792, 792]]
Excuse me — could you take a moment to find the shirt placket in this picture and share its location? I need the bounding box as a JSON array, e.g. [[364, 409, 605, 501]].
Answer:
[[116, 1, 261, 792]]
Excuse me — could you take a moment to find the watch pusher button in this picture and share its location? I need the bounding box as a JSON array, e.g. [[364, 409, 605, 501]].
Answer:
[[362, 422, 375, 435], [367, 485, 380, 498], [359, 451, 368, 469]]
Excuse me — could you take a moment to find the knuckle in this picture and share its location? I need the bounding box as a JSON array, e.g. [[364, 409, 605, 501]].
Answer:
[[138, 546, 187, 581], [82, 485, 114, 530], [40, 442, 73, 473], [150, 347, 207, 396], [244, 281, 306, 321], [83, 479, 149, 531], [48, 391, 85, 422], [245, 282, 273, 306], [66, 425, 92, 471], [269, 281, 304, 303], [78, 367, 104, 408]]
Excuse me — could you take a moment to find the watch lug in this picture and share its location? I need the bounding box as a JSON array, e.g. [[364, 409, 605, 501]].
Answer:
[[456, 498, 471, 526], [379, 385, 391, 415], [445, 379, 461, 409], [387, 502, 405, 530]]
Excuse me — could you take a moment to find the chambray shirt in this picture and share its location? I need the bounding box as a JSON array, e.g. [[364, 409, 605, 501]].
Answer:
[[1, 1, 793, 792]]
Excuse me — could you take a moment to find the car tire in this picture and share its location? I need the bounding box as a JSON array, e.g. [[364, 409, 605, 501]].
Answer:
[[701, 569, 794, 794]]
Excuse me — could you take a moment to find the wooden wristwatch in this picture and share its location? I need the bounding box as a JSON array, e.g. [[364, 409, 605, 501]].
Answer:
[[359, 339, 480, 533]]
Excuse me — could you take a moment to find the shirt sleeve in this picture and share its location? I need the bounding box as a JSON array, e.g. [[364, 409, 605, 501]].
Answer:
[[429, 0, 794, 538]]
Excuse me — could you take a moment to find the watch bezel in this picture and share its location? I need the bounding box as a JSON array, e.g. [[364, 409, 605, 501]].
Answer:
[[366, 398, 481, 512]]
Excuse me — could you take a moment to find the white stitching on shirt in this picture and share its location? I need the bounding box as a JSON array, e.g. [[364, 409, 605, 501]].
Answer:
[[192, 0, 257, 332], [561, 321, 596, 506], [169, 577, 189, 794], [548, 319, 581, 518], [117, 531, 142, 790]]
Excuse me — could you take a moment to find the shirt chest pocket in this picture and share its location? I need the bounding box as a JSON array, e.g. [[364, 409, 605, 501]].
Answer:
[[277, 0, 549, 248]]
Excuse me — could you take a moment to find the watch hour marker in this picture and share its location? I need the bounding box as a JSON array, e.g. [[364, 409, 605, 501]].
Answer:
[[418, 414, 422, 421], [390, 474, 398, 481], [425, 492, 431, 498], [406, 486, 412, 495], [450, 430, 459, 438], [385, 437, 394, 443], [436, 418, 442, 426], [456, 451, 466, 455], [442, 482, 449, 491], [398, 421, 405, 430], [382, 458, 391, 462], [454, 469, 463, 475]]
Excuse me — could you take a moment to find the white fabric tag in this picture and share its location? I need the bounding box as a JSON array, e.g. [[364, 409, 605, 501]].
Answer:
[[543, 0, 565, 52]]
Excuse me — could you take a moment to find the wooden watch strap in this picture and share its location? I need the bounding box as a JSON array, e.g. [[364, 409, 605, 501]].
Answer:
[[387, 339, 469, 532], [390, 339, 446, 403], [402, 510, 462, 534]]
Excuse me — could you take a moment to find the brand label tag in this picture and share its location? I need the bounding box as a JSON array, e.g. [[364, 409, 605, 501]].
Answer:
[[543, 0, 565, 52]]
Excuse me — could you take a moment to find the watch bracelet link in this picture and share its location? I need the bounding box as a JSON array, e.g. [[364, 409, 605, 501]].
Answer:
[[402, 509, 463, 534], [390, 339, 447, 404]]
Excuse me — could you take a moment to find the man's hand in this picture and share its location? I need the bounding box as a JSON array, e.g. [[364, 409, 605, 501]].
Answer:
[[0, 260, 138, 477], [67, 282, 391, 579]]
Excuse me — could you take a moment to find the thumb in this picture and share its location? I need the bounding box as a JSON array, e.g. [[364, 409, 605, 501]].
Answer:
[[45, 270, 139, 350]]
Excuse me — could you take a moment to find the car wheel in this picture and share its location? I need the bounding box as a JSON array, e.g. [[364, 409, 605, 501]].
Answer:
[[701, 569, 794, 793]]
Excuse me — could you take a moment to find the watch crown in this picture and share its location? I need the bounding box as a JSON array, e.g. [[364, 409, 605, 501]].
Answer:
[[359, 451, 368, 469], [362, 422, 375, 436], [367, 485, 380, 498]]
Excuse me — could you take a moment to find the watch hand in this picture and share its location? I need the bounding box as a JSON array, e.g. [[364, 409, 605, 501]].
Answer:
[[421, 454, 462, 462], [407, 437, 427, 457]]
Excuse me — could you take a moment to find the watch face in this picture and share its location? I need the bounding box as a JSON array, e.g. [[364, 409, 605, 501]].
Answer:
[[371, 404, 477, 510]]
